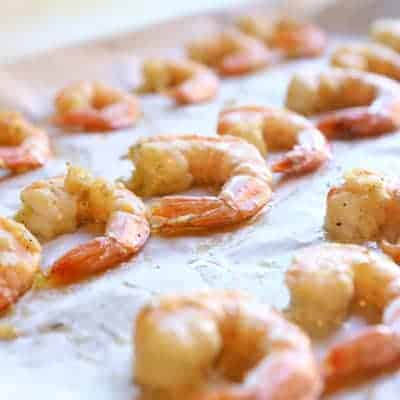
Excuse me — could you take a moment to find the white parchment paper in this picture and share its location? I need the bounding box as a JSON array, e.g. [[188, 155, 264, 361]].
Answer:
[[0, 1, 400, 398]]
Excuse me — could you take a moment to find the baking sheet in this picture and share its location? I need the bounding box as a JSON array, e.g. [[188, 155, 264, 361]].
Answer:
[[1, 0, 400, 398]]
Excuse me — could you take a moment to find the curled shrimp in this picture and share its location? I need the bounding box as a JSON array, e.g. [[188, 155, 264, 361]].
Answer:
[[286, 68, 400, 138], [187, 30, 274, 76], [137, 59, 219, 105], [15, 165, 150, 285], [331, 43, 400, 81], [0, 111, 51, 173], [0, 216, 41, 312], [325, 168, 400, 262], [238, 15, 326, 58], [217, 105, 331, 176], [54, 81, 140, 132], [325, 168, 392, 243], [286, 243, 400, 381], [125, 134, 272, 233], [371, 19, 400, 53], [134, 290, 322, 399]]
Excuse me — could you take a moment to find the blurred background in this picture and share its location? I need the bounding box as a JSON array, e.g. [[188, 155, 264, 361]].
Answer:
[[1, 0, 335, 63]]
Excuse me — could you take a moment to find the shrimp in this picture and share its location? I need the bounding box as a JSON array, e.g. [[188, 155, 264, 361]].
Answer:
[[371, 19, 400, 53], [187, 30, 274, 76], [125, 134, 272, 233], [238, 15, 326, 58], [0, 216, 41, 312], [134, 290, 322, 400], [217, 105, 331, 176], [325, 168, 400, 262], [331, 43, 400, 81], [54, 81, 140, 132], [137, 59, 219, 105], [286, 68, 400, 138], [286, 243, 400, 380], [15, 165, 150, 285], [0, 111, 51, 173]]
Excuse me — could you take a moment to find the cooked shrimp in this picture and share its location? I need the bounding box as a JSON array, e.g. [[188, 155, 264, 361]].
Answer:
[[325, 168, 400, 261], [15, 165, 150, 285], [0, 216, 41, 312], [137, 59, 219, 105], [331, 43, 400, 81], [217, 105, 331, 176], [187, 30, 274, 76], [325, 168, 392, 243], [125, 135, 272, 233], [0, 111, 50, 173], [286, 243, 400, 380], [54, 81, 140, 131], [371, 19, 400, 53], [238, 15, 326, 58], [286, 68, 400, 138], [134, 290, 322, 399]]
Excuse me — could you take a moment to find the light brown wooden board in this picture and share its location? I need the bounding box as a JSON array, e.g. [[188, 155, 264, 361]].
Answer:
[[0, 1, 400, 399]]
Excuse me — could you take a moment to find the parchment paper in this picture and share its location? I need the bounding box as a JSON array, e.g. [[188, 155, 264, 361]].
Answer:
[[1, 1, 400, 399]]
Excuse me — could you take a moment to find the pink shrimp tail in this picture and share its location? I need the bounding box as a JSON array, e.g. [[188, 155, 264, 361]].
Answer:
[[50, 212, 150, 285], [0, 136, 50, 172], [324, 325, 400, 380], [273, 25, 326, 58], [49, 237, 131, 284], [318, 109, 397, 139], [221, 50, 272, 76], [170, 73, 219, 105], [55, 101, 139, 131], [272, 144, 331, 175], [150, 176, 271, 233], [193, 388, 253, 400]]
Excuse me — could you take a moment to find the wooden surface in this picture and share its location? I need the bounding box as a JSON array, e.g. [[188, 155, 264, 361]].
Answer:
[[0, 0, 339, 63]]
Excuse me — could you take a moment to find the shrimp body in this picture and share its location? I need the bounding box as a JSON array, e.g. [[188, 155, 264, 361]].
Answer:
[[371, 19, 400, 53], [331, 43, 400, 81], [55, 81, 140, 131], [325, 168, 400, 262], [217, 105, 331, 176], [0, 216, 41, 312], [134, 290, 322, 400], [0, 111, 51, 173], [126, 135, 272, 233], [286, 68, 400, 138], [15, 165, 150, 284], [187, 30, 274, 76], [286, 243, 400, 380], [238, 15, 326, 58], [138, 59, 219, 105]]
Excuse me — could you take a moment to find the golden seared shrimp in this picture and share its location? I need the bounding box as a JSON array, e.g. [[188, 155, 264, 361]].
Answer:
[[238, 15, 326, 58], [286, 68, 400, 138], [54, 81, 140, 132], [217, 105, 331, 176], [137, 59, 219, 105], [15, 165, 150, 285], [331, 43, 400, 81], [187, 30, 274, 76], [125, 135, 272, 233], [134, 290, 322, 400], [286, 243, 400, 380], [325, 168, 400, 262], [0, 111, 50, 173], [325, 168, 392, 243], [371, 19, 400, 53], [0, 216, 41, 312]]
